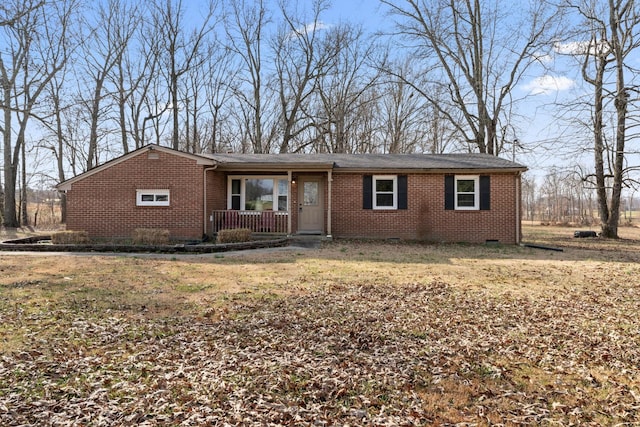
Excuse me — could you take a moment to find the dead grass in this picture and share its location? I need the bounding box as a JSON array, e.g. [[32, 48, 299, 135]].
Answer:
[[0, 225, 639, 424]]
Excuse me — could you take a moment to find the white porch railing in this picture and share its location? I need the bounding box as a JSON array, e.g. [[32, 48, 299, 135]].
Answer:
[[210, 210, 288, 234]]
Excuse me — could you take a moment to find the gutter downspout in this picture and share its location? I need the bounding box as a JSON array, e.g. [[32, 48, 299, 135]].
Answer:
[[327, 169, 332, 238], [288, 170, 292, 235], [203, 165, 218, 237], [516, 171, 522, 244]]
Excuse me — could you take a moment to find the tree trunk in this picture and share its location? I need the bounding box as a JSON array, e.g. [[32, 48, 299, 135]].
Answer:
[[20, 136, 28, 226], [603, 0, 629, 239], [591, 49, 610, 236], [87, 77, 104, 170], [171, 68, 179, 150], [118, 63, 129, 154], [52, 84, 67, 223], [2, 63, 18, 227]]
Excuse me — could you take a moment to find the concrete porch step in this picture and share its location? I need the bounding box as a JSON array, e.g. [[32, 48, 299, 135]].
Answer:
[[289, 234, 329, 248]]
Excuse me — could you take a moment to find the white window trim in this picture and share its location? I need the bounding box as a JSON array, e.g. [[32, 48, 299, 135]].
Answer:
[[454, 175, 479, 210], [373, 175, 397, 210], [227, 176, 289, 211], [136, 189, 170, 206]]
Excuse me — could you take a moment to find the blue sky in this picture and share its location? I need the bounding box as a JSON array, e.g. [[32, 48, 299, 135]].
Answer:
[[174, 0, 589, 178], [323, 0, 387, 26]]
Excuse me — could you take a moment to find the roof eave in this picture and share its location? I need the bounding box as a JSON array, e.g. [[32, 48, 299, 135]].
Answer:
[[215, 162, 335, 172], [333, 166, 528, 174]]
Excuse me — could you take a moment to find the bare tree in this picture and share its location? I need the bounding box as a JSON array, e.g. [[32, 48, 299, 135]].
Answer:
[[0, 0, 46, 223], [124, 16, 163, 149], [521, 174, 537, 222], [204, 46, 238, 153], [381, 0, 561, 155], [107, 1, 141, 155], [378, 59, 439, 153], [225, 0, 272, 153], [272, 0, 334, 153], [42, 72, 70, 223], [1, 0, 74, 227], [181, 48, 206, 153], [536, 166, 598, 224], [315, 24, 380, 153], [565, 0, 640, 237], [153, 0, 216, 151], [80, 0, 138, 170], [181, 40, 232, 154]]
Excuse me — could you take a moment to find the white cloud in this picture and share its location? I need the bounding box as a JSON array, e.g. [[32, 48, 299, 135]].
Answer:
[[303, 21, 331, 33], [523, 75, 575, 95], [554, 41, 587, 55], [553, 40, 610, 56], [288, 21, 331, 39]]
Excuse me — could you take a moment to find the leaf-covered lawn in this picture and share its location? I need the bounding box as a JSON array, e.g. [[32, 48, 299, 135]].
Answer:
[[1, 228, 640, 425]]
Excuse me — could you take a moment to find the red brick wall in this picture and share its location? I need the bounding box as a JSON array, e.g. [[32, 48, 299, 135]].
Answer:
[[205, 170, 226, 235], [331, 172, 521, 244], [69, 157, 522, 243], [65, 150, 206, 240]]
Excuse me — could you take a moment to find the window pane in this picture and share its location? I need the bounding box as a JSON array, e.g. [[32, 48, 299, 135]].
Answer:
[[277, 180, 288, 211], [155, 195, 168, 202], [245, 179, 274, 210], [457, 194, 475, 207], [231, 195, 240, 210], [457, 179, 475, 193], [278, 196, 287, 211], [303, 182, 318, 205], [231, 179, 241, 195], [278, 179, 288, 194], [376, 179, 394, 192], [141, 194, 154, 202], [376, 194, 394, 207]]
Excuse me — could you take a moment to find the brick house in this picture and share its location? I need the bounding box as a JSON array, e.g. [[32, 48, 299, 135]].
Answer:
[[57, 144, 528, 244]]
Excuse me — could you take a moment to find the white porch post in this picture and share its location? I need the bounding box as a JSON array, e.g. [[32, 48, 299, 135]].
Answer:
[[327, 169, 332, 237]]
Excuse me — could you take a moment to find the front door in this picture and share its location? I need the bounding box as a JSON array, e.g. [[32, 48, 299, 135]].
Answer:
[[298, 177, 324, 234]]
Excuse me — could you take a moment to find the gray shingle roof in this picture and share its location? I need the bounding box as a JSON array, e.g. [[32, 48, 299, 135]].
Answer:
[[57, 145, 527, 191], [206, 152, 526, 171]]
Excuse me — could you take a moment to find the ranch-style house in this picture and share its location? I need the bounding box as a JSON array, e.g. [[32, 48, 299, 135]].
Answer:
[[57, 144, 527, 244]]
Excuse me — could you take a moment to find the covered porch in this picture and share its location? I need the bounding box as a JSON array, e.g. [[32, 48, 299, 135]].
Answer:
[[205, 158, 335, 237]]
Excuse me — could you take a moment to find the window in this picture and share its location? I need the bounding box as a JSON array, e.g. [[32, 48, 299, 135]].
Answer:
[[373, 175, 397, 209], [455, 176, 479, 210], [228, 177, 289, 211], [136, 189, 170, 206], [303, 181, 318, 205], [445, 175, 490, 211], [363, 175, 407, 210]]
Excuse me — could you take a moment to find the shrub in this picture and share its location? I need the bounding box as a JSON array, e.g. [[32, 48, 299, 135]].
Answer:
[[133, 228, 170, 245], [51, 231, 89, 244], [217, 228, 252, 244]]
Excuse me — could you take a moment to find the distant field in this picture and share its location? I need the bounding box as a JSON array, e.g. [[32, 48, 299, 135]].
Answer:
[[0, 225, 639, 425]]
